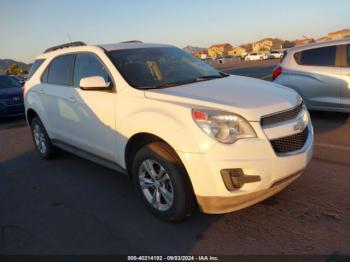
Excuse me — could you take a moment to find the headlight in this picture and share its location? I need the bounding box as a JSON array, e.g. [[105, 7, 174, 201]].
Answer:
[[192, 109, 256, 144]]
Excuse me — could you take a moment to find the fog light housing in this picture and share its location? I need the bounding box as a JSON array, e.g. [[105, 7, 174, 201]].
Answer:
[[221, 169, 261, 190]]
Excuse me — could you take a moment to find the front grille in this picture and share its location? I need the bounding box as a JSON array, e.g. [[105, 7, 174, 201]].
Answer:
[[261, 103, 303, 126], [271, 128, 309, 154], [0, 97, 23, 106]]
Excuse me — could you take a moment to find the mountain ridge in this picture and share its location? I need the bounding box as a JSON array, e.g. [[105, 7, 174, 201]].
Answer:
[[0, 59, 31, 74]]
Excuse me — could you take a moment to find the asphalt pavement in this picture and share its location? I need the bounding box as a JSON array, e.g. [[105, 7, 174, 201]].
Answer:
[[0, 60, 349, 259]]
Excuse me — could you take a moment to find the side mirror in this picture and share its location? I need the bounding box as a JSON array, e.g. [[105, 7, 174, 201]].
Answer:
[[79, 76, 111, 91]]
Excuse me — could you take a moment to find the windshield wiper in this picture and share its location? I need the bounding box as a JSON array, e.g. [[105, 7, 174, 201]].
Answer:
[[196, 72, 230, 80], [141, 78, 200, 90], [141, 73, 229, 90]]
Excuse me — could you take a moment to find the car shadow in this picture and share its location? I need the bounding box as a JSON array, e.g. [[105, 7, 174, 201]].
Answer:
[[310, 110, 349, 134], [0, 149, 220, 255], [0, 115, 26, 130]]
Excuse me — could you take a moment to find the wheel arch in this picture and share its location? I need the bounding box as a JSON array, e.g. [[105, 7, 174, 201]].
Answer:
[[26, 108, 39, 125], [125, 132, 170, 176]]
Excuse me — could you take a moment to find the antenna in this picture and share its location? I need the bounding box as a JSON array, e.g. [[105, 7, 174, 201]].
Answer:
[[68, 34, 72, 43]]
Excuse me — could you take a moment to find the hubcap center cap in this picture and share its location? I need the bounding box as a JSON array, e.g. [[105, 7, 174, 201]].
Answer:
[[154, 180, 160, 188]]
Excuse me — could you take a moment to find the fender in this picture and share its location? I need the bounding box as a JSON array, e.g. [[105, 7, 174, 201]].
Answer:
[[115, 100, 216, 168], [25, 88, 52, 136]]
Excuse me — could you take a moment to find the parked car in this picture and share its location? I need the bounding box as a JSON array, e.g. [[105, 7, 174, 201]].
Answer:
[[215, 56, 230, 64], [273, 38, 350, 112], [201, 57, 213, 64], [0, 75, 25, 118], [24, 41, 313, 221], [267, 50, 284, 59], [9, 75, 25, 86], [244, 52, 267, 61]]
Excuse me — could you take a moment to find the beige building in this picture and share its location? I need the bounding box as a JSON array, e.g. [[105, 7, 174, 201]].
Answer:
[[316, 36, 331, 42], [192, 50, 208, 59], [294, 38, 314, 46], [228, 47, 247, 57], [252, 38, 283, 52], [328, 29, 350, 39], [208, 43, 233, 58]]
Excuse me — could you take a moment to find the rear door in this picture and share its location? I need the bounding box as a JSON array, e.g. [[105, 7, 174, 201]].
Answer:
[[339, 44, 350, 109], [291, 45, 342, 109], [42, 54, 76, 141]]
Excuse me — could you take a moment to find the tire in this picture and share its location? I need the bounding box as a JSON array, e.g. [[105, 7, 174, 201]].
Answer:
[[132, 141, 196, 222], [30, 117, 56, 159]]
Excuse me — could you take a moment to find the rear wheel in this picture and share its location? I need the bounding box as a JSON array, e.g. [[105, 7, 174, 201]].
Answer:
[[132, 142, 196, 222], [30, 117, 55, 159]]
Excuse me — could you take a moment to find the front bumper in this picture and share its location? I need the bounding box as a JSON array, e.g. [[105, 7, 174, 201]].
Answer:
[[0, 104, 25, 117], [197, 170, 301, 214], [177, 122, 314, 214]]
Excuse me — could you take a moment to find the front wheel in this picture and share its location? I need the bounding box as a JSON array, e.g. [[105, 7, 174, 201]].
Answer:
[[132, 142, 196, 222]]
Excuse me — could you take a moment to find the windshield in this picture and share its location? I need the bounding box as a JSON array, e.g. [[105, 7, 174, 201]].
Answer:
[[108, 47, 225, 89], [0, 75, 21, 89]]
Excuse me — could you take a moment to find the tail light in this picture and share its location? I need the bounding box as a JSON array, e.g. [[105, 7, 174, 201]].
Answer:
[[192, 110, 207, 120], [22, 84, 26, 96], [272, 66, 282, 80]]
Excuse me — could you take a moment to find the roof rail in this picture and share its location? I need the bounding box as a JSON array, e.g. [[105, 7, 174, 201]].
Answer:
[[44, 41, 87, 53], [120, 40, 143, 44]]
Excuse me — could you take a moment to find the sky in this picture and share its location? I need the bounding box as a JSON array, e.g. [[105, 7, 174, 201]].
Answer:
[[1, 0, 349, 63]]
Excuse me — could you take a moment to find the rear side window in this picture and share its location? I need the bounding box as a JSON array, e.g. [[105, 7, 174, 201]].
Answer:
[[27, 59, 45, 80], [47, 54, 75, 86], [347, 45, 350, 66], [73, 53, 111, 87], [294, 46, 336, 66]]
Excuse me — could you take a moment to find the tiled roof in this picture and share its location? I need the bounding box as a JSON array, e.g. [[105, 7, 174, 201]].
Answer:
[[209, 43, 231, 48], [329, 29, 350, 36]]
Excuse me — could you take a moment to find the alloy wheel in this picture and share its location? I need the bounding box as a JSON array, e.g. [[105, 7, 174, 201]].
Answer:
[[138, 159, 174, 211], [33, 124, 47, 154]]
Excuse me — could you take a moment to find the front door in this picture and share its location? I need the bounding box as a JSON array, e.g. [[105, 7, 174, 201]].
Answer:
[[65, 52, 117, 161]]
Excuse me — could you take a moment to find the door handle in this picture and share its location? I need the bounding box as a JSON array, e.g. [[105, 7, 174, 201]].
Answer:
[[68, 96, 76, 103], [38, 88, 45, 94]]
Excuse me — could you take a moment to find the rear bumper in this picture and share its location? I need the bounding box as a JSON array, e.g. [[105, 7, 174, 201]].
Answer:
[[196, 171, 301, 214]]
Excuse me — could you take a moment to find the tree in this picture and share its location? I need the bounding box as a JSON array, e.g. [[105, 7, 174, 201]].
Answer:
[[259, 46, 269, 52], [5, 64, 26, 75], [282, 40, 295, 48]]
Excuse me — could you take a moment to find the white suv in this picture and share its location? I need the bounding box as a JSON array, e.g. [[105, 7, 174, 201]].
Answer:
[[24, 41, 314, 221], [244, 53, 267, 61]]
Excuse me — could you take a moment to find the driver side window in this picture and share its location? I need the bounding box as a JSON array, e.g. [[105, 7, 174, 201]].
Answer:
[[73, 53, 111, 87]]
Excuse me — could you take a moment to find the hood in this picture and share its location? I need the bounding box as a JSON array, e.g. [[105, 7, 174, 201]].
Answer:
[[0, 87, 22, 99], [144, 75, 301, 121]]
